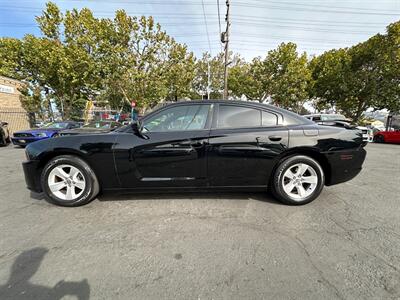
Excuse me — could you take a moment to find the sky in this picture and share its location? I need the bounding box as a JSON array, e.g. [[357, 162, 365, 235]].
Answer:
[[0, 0, 399, 60]]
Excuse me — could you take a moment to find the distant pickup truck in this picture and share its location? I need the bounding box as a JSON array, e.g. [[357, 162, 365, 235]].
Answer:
[[303, 114, 373, 142]]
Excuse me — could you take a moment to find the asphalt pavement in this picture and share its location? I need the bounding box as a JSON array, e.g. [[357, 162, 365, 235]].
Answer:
[[0, 143, 399, 299]]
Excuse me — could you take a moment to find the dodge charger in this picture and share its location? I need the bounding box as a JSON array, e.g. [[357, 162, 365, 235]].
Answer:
[[22, 101, 367, 207]]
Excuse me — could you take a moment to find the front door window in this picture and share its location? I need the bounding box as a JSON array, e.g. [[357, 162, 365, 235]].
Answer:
[[143, 105, 211, 132]]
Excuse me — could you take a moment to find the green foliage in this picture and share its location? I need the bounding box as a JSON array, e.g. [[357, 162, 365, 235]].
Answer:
[[229, 43, 311, 111], [192, 52, 225, 99], [310, 21, 400, 121], [0, 38, 23, 79], [0, 1, 398, 121], [228, 56, 265, 100], [263, 43, 311, 112]]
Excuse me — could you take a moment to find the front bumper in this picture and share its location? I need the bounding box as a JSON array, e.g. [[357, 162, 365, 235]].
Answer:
[[12, 137, 48, 146], [325, 147, 367, 186], [22, 160, 42, 192]]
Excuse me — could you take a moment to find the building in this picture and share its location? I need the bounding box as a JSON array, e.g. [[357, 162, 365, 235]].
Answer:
[[0, 75, 30, 134]]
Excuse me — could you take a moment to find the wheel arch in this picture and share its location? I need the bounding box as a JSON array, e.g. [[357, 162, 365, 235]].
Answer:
[[270, 147, 332, 186], [36, 150, 96, 180]]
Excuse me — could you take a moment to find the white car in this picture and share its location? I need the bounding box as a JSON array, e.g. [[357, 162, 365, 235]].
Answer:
[[356, 126, 373, 142], [303, 114, 372, 142]]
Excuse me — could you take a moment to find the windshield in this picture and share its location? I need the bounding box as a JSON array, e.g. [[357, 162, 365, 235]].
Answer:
[[42, 122, 70, 129], [321, 114, 347, 121], [83, 122, 113, 129]]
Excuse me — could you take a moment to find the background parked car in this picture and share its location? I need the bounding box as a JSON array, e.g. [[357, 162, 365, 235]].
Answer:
[[373, 114, 400, 144], [303, 113, 373, 142], [58, 120, 122, 136], [373, 130, 400, 144], [12, 121, 81, 147], [0, 120, 11, 146]]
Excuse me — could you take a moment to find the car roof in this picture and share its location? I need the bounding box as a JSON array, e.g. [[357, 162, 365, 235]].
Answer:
[[304, 113, 344, 117], [161, 99, 287, 112]]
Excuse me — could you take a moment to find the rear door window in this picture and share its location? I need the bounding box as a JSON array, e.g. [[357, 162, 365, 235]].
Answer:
[[217, 105, 261, 129]]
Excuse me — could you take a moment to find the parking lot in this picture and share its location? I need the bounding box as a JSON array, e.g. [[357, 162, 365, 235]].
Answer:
[[0, 143, 399, 299]]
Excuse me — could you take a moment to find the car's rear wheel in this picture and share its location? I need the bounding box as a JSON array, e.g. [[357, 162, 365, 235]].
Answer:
[[271, 155, 324, 205], [374, 134, 385, 143], [41, 155, 99, 207]]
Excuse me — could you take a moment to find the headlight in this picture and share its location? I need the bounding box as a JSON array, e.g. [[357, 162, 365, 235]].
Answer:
[[36, 132, 47, 137]]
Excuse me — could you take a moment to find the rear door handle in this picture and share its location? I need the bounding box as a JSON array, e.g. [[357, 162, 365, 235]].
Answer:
[[268, 135, 282, 142]]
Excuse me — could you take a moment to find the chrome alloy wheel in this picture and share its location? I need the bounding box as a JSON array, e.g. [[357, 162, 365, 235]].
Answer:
[[282, 163, 318, 201], [47, 164, 86, 201]]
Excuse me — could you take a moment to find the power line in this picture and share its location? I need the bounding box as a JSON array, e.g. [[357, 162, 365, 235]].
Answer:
[[201, 0, 213, 99], [216, 0, 223, 51], [223, 0, 230, 100], [51, 0, 400, 14], [248, 0, 399, 13], [201, 0, 213, 56], [1, 2, 398, 16]]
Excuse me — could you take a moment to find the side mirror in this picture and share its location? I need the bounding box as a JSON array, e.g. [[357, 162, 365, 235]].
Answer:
[[131, 121, 141, 134], [131, 121, 148, 139]]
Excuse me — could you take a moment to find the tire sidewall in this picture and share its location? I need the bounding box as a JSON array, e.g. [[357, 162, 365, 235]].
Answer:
[[41, 156, 95, 207], [0, 130, 6, 146], [273, 155, 325, 205], [374, 135, 384, 143]]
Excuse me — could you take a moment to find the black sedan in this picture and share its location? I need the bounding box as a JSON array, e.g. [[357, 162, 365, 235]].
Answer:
[[22, 100, 367, 207]]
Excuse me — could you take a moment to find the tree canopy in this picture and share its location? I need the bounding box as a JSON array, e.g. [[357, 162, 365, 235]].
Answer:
[[0, 2, 398, 122]]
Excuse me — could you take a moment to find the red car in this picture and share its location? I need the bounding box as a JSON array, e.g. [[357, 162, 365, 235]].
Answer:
[[374, 130, 400, 144]]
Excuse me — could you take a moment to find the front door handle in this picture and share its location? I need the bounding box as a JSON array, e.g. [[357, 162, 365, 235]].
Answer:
[[189, 141, 205, 148], [177, 140, 206, 148], [268, 135, 282, 142]]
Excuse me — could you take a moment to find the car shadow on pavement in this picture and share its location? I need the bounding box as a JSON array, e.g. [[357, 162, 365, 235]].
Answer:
[[98, 191, 283, 205], [0, 247, 90, 300], [30, 190, 283, 205]]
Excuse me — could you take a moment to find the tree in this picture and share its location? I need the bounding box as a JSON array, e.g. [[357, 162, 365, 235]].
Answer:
[[262, 42, 311, 112], [164, 43, 196, 101], [0, 38, 23, 79], [310, 20, 400, 121], [228, 56, 268, 101], [192, 52, 225, 99]]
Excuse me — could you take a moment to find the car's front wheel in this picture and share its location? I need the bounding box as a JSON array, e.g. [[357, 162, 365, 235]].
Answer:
[[41, 155, 99, 207], [271, 155, 324, 205], [374, 134, 385, 143]]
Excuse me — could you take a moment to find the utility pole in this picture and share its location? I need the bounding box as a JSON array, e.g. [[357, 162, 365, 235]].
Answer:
[[222, 0, 230, 100], [207, 61, 211, 100]]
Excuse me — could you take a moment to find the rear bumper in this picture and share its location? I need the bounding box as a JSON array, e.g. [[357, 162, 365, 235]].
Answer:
[[325, 147, 367, 186], [22, 160, 42, 192], [12, 137, 48, 146]]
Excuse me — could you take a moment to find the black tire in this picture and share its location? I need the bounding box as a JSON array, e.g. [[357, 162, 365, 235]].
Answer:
[[271, 155, 325, 205], [374, 134, 384, 143], [5, 130, 11, 143], [0, 132, 6, 147], [41, 155, 100, 207]]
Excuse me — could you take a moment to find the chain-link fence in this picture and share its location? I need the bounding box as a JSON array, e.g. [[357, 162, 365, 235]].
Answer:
[[0, 108, 34, 134]]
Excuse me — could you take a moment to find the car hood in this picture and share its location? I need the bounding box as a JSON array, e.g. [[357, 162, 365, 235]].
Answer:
[[60, 128, 112, 135], [14, 128, 60, 135]]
